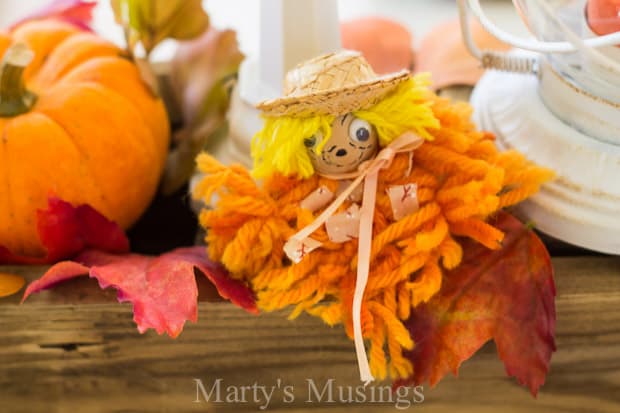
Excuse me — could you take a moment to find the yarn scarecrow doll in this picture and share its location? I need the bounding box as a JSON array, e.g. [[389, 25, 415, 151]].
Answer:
[[193, 51, 553, 383]]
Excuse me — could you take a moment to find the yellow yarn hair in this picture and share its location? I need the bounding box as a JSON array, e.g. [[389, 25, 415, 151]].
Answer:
[[251, 75, 440, 179], [251, 114, 334, 179], [355, 75, 439, 147], [194, 91, 555, 382]]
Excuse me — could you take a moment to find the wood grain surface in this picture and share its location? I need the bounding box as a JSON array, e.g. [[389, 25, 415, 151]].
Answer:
[[0, 256, 619, 412]]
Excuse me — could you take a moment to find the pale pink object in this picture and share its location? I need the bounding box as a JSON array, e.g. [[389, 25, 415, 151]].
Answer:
[[283, 238, 322, 264], [337, 179, 364, 203], [387, 183, 420, 221], [341, 17, 414, 74], [326, 204, 361, 243], [416, 18, 511, 90], [300, 186, 335, 212], [586, 0, 620, 36]]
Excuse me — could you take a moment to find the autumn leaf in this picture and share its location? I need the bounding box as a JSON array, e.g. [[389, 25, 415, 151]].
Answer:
[[397, 212, 556, 396], [11, 0, 98, 30], [162, 27, 244, 195], [0, 273, 26, 298], [171, 28, 243, 128], [0, 197, 130, 265], [22, 246, 258, 336], [111, 0, 209, 56]]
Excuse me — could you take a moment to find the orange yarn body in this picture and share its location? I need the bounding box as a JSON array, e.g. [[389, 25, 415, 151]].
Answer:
[[194, 96, 553, 380]]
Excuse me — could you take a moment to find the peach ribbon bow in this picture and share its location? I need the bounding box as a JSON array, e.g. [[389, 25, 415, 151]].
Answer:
[[283, 132, 425, 384]]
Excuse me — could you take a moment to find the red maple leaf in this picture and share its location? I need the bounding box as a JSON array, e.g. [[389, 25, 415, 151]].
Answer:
[[22, 247, 258, 337], [11, 0, 97, 30], [0, 197, 130, 265], [398, 212, 556, 396]]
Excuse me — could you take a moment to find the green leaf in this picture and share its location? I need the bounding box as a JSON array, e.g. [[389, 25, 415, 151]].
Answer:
[[111, 0, 209, 55]]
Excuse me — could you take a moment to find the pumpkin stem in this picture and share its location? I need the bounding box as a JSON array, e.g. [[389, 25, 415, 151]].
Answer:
[[0, 43, 37, 117]]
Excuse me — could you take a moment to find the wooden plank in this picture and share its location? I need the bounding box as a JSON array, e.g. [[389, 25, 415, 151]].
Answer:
[[0, 256, 619, 412]]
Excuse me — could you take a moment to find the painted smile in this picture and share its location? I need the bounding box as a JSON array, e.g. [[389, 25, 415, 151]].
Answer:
[[320, 149, 370, 168]]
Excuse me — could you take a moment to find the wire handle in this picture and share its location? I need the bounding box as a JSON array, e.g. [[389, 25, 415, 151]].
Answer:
[[481, 51, 538, 73], [458, 0, 620, 76], [458, 0, 538, 74]]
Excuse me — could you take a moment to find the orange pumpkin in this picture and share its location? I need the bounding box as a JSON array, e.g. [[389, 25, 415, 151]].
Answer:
[[0, 20, 170, 257]]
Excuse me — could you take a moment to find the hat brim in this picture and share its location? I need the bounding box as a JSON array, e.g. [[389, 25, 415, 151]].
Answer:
[[257, 70, 411, 118]]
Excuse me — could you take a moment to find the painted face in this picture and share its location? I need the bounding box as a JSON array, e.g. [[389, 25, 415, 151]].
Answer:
[[304, 114, 379, 175]]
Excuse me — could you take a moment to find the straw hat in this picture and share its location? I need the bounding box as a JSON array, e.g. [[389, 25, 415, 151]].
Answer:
[[257, 50, 410, 117]]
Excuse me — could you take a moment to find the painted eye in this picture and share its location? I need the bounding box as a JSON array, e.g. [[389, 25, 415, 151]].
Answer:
[[304, 130, 323, 148], [349, 118, 371, 143]]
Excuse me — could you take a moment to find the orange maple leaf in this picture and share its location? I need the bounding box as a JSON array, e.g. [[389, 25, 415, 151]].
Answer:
[[399, 212, 556, 396]]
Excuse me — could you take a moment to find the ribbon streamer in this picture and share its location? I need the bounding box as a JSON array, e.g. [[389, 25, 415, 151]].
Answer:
[[283, 132, 425, 383]]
